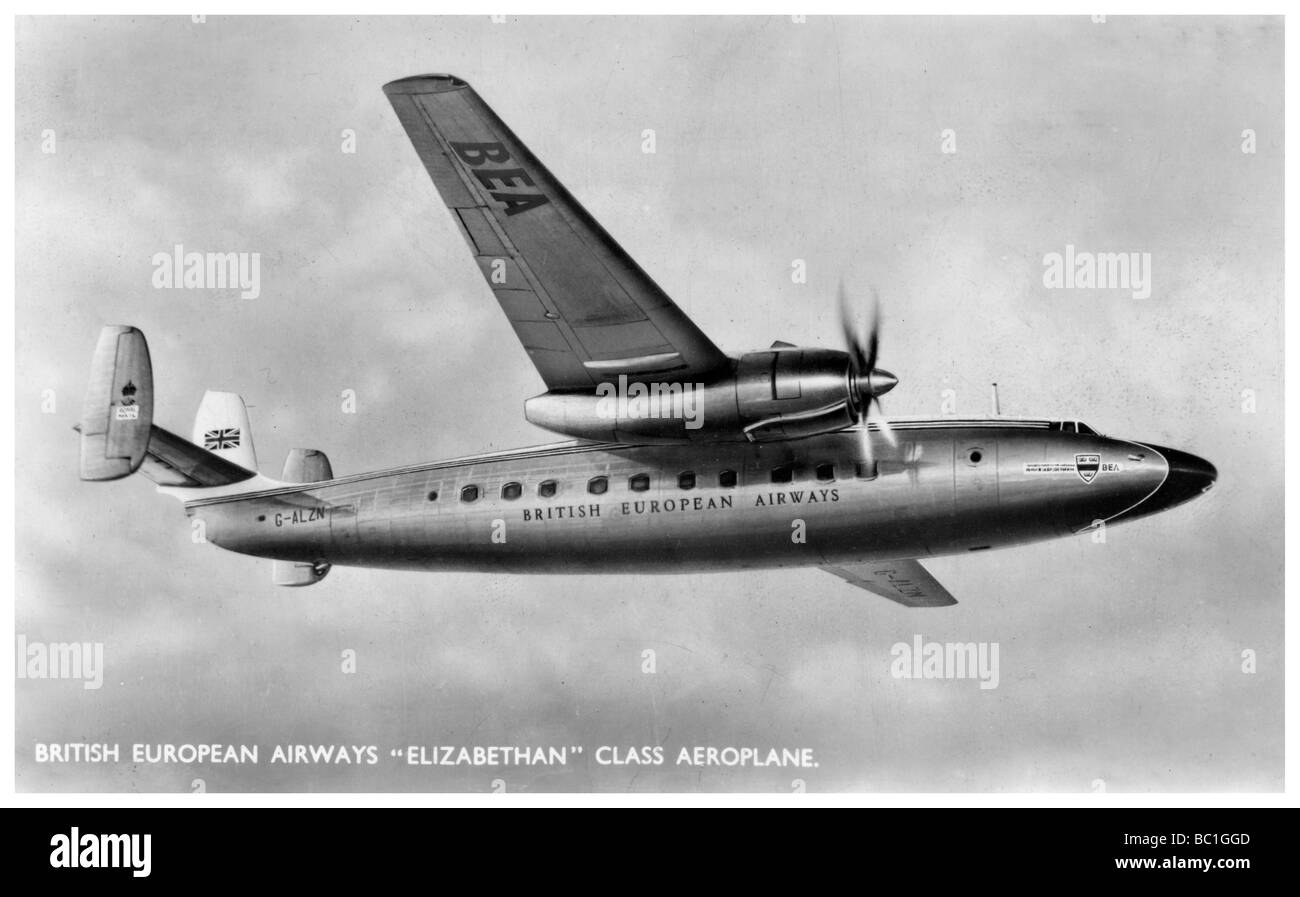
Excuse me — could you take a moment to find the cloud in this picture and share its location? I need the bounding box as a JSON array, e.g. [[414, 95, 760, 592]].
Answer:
[[15, 15, 1283, 792]]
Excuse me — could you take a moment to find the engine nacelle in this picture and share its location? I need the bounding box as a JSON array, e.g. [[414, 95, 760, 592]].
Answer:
[[733, 347, 858, 442], [281, 448, 334, 483], [271, 448, 335, 587], [524, 347, 860, 443]]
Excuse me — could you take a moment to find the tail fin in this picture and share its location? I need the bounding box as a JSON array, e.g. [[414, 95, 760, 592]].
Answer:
[[192, 390, 258, 473], [79, 326, 259, 490], [79, 326, 154, 480]]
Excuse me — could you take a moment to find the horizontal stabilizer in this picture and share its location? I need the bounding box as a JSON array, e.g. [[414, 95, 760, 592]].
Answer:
[[140, 425, 257, 488], [79, 325, 154, 480], [822, 559, 958, 607]]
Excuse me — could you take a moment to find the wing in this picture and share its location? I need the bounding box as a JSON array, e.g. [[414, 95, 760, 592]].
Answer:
[[821, 560, 958, 607], [383, 74, 730, 389]]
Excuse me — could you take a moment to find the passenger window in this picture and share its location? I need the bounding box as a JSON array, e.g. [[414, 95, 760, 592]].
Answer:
[[538, 480, 557, 498], [771, 465, 794, 484], [460, 484, 480, 503], [426, 490, 438, 502], [501, 482, 522, 501], [678, 471, 696, 490], [588, 476, 608, 495], [815, 462, 835, 482], [629, 473, 650, 492], [718, 469, 737, 488], [855, 461, 877, 480]]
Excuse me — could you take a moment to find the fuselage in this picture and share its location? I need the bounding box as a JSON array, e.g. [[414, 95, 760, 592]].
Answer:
[[182, 418, 1215, 574]]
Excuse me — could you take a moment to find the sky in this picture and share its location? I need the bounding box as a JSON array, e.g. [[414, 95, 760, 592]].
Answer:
[[15, 15, 1282, 792]]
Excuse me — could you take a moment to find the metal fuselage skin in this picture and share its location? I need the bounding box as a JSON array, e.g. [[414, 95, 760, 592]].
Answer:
[[182, 420, 1210, 575]]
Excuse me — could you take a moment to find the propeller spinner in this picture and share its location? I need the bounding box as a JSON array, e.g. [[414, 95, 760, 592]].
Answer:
[[838, 282, 898, 465]]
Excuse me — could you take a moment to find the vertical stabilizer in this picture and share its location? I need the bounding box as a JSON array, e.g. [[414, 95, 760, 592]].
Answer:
[[79, 325, 154, 481], [192, 391, 258, 472]]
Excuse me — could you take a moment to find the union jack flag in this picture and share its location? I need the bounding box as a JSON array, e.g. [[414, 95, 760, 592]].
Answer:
[[204, 428, 241, 450]]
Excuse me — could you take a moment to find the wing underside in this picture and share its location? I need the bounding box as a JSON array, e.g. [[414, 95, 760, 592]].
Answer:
[[822, 559, 959, 607], [384, 74, 729, 390]]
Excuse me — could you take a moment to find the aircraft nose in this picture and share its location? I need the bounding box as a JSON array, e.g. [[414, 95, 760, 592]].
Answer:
[[1145, 445, 1217, 513]]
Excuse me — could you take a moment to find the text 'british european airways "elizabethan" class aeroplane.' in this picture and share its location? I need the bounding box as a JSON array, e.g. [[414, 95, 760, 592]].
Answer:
[[77, 74, 1216, 606]]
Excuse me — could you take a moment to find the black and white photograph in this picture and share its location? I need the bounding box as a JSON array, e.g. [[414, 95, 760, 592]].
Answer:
[[12, 13, 1284, 797]]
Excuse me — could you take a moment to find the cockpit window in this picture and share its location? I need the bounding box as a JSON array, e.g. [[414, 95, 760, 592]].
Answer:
[[1057, 420, 1098, 435]]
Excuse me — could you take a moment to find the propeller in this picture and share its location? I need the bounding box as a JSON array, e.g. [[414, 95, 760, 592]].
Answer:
[[838, 281, 898, 468]]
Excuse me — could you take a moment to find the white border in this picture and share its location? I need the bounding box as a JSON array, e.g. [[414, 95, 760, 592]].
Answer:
[[2, 3, 1293, 809]]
